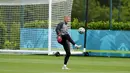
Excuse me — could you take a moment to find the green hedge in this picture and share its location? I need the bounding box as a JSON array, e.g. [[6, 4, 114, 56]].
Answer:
[[0, 22, 20, 49], [24, 20, 48, 28], [23, 19, 130, 30], [71, 18, 130, 30], [0, 22, 6, 49]]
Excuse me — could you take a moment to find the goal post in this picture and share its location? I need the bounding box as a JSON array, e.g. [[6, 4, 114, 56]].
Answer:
[[0, 0, 83, 55], [49, 0, 74, 55], [48, 0, 52, 55]]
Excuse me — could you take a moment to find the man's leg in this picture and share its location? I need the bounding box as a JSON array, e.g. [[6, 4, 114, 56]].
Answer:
[[64, 34, 75, 45], [64, 34, 82, 48], [62, 40, 71, 69]]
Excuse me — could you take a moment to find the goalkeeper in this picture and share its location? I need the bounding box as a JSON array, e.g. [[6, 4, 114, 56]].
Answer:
[[55, 16, 81, 70]]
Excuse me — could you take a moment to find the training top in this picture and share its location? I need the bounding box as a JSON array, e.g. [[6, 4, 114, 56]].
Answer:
[[55, 22, 70, 35]]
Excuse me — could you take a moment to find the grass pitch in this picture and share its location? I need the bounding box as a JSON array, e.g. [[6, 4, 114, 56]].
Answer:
[[0, 54, 130, 73]]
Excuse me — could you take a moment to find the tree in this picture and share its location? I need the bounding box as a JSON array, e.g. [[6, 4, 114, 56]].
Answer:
[[72, 0, 86, 21], [72, 0, 109, 22], [120, 0, 130, 22]]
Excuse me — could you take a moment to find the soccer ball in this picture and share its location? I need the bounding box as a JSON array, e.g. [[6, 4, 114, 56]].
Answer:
[[78, 27, 85, 34]]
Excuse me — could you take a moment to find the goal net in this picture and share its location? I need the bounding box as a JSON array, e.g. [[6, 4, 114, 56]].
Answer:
[[0, 0, 82, 55]]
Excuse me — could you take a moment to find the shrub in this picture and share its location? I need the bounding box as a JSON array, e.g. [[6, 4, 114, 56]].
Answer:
[[24, 20, 48, 28], [71, 18, 130, 30]]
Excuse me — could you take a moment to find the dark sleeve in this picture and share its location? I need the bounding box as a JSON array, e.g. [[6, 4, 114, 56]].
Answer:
[[55, 22, 63, 35]]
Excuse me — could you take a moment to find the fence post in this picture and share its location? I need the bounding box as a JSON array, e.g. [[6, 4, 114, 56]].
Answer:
[[109, 0, 112, 29], [83, 0, 88, 52]]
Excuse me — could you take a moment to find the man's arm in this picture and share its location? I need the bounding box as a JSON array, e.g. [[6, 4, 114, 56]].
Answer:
[[55, 22, 64, 35]]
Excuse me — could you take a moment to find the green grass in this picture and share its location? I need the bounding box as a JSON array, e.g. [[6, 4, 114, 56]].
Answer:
[[0, 54, 130, 73]]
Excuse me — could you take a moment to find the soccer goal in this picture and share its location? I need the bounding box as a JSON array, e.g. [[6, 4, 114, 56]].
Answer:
[[0, 0, 83, 55]]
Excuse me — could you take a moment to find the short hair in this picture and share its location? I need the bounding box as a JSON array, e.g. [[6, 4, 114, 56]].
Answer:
[[64, 16, 70, 20]]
